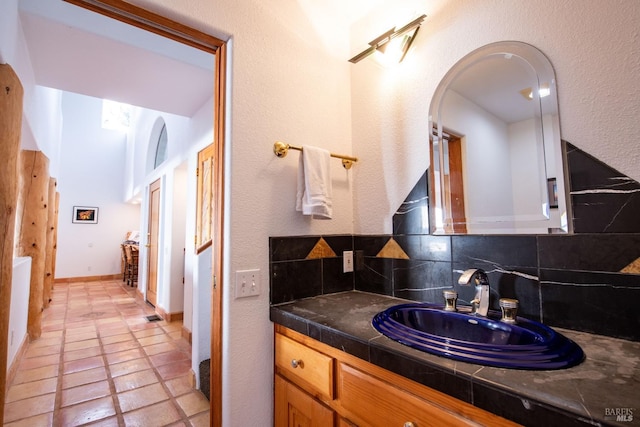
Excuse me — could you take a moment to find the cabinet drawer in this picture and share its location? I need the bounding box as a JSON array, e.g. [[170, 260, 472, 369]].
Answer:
[[275, 333, 334, 399], [338, 362, 475, 427]]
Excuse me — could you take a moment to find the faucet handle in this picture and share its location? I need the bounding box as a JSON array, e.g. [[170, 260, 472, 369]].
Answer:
[[499, 298, 519, 323], [443, 290, 458, 311]]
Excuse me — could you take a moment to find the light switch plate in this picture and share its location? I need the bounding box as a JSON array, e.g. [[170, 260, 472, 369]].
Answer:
[[343, 251, 354, 273], [235, 269, 261, 299]]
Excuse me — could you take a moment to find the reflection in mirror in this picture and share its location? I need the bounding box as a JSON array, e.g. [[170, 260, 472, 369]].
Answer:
[[429, 41, 569, 234]]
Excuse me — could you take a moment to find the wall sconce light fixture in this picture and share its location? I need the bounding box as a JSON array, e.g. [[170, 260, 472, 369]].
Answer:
[[349, 14, 426, 64]]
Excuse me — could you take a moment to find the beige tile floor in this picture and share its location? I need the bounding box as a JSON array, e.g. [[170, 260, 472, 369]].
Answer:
[[4, 279, 210, 426]]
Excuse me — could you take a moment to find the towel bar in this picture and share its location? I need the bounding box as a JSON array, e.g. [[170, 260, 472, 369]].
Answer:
[[273, 141, 358, 169]]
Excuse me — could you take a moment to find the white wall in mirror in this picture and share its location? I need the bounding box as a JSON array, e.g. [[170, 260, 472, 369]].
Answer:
[[441, 89, 515, 229], [439, 88, 554, 233]]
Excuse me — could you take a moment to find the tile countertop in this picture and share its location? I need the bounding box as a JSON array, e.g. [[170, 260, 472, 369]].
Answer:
[[270, 291, 640, 427]]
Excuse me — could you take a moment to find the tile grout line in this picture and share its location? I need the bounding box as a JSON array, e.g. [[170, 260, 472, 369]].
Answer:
[[4, 280, 208, 426], [99, 282, 127, 426], [109, 281, 195, 424], [51, 285, 68, 427], [122, 303, 173, 422], [131, 298, 197, 423], [138, 324, 191, 422], [147, 321, 197, 422]]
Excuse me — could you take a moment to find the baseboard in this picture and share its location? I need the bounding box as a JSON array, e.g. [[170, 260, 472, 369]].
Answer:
[[54, 274, 121, 283], [154, 306, 184, 323], [165, 311, 184, 323], [182, 325, 192, 344], [6, 333, 29, 394], [189, 368, 196, 388]]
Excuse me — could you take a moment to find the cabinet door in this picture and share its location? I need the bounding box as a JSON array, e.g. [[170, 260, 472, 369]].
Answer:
[[337, 417, 357, 427], [276, 374, 334, 427]]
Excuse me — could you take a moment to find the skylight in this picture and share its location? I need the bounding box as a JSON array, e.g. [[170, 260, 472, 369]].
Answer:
[[102, 99, 131, 131]]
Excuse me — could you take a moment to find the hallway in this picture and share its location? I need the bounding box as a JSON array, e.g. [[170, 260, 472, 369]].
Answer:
[[3, 279, 209, 426]]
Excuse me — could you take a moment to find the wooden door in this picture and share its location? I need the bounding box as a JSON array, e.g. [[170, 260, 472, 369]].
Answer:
[[196, 144, 215, 252], [275, 375, 334, 427], [146, 178, 161, 306], [445, 134, 467, 233], [430, 128, 467, 234]]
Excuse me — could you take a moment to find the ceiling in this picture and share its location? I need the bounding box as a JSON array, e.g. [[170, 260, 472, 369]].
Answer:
[[19, 0, 214, 117], [18, 0, 406, 118], [17, 0, 419, 119], [21, 1, 547, 124], [18, 0, 381, 118], [447, 53, 556, 124]]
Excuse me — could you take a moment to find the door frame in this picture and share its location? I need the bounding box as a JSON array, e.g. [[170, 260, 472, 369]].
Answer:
[[429, 128, 467, 234], [63, 1, 227, 425]]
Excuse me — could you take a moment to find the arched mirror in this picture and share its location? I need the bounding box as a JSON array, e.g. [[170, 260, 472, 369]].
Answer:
[[429, 41, 569, 234]]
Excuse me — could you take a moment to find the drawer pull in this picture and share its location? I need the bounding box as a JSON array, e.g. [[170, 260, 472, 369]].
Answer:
[[404, 423, 415, 427], [291, 359, 303, 369]]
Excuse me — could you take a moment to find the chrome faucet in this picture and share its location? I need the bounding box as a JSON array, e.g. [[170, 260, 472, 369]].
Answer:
[[458, 268, 490, 317]]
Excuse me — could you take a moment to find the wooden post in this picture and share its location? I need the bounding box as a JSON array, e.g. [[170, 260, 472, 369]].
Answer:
[[17, 150, 50, 341], [43, 178, 57, 308], [52, 191, 59, 281], [0, 64, 24, 425]]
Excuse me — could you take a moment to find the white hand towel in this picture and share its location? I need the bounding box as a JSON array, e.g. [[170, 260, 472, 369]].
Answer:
[[296, 145, 332, 219]]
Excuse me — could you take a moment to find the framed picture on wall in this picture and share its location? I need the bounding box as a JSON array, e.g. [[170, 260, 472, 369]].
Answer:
[[72, 206, 99, 224], [195, 143, 215, 253]]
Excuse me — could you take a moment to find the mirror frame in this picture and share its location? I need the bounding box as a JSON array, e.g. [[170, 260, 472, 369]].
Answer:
[[428, 41, 571, 235]]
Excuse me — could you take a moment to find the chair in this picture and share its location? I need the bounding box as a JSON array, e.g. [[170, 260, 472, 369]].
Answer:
[[120, 244, 128, 283], [123, 244, 139, 286]]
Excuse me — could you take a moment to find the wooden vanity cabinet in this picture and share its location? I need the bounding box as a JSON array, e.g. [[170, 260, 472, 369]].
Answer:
[[338, 362, 475, 426], [275, 374, 334, 426], [274, 325, 519, 427]]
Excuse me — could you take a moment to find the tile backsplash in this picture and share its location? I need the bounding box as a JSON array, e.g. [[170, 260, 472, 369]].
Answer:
[[270, 142, 640, 342], [567, 142, 640, 233], [270, 233, 640, 341]]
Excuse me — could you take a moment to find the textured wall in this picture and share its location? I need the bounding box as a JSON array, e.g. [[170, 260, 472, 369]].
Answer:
[[351, 0, 640, 234], [35, 0, 640, 425], [56, 92, 140, 278], [125, 1, 355, 425], [127, 1, 640, 425]]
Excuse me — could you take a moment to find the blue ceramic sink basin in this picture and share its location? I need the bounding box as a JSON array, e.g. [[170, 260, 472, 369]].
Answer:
[[372, 303, 584, 370]]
